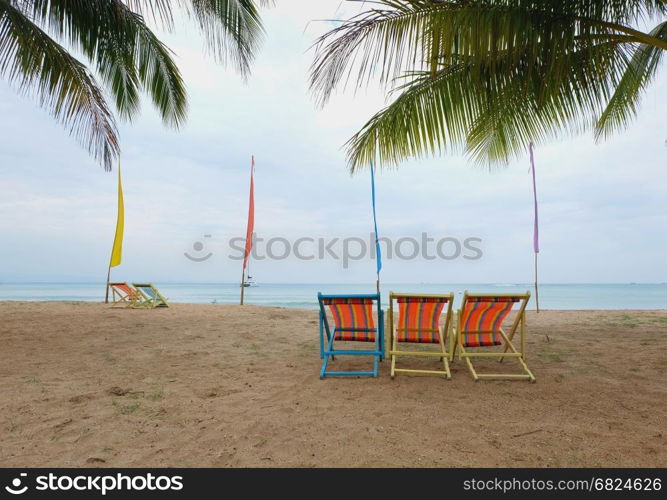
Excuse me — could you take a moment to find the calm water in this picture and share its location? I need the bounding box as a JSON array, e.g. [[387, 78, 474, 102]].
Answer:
[[0, 283, 665, 310]]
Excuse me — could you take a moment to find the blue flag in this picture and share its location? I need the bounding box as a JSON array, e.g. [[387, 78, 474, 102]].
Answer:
[[370, 162, 382, 275]]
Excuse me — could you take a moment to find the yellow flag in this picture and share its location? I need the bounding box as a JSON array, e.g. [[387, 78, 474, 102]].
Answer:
[[109, 164, 124, 267]]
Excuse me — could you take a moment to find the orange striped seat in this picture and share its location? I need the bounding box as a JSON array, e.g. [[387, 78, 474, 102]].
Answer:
[[109, 282, 141, 307], [460, 296, 519, 347], [113, 283, 136, 297], [396, 296, 448, 343], [322, 297, 376, 342]]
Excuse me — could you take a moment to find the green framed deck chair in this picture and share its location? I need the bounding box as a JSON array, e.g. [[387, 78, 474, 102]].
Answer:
[[318, 292, 384, 378], [131, 283, 169, 308], [108, 282, 143, 308], [452, 291, 535, 382], [388, 292, 454, 379]]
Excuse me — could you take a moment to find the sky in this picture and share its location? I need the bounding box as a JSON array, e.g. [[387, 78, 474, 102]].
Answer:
[[0, 1, 666, 284]]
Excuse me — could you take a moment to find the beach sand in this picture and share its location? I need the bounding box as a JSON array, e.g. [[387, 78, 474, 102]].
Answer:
[[0, 301, 665, 467]]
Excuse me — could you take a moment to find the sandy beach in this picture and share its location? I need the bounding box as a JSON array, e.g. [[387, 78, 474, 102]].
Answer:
[[0, 301, 665, 468]]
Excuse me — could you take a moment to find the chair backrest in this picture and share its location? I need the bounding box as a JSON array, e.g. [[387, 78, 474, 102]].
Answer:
[[320, 296, 375, 329], [459, 292, 529, 333], [392, 293, 452, 342], [318, 293, 380, 341], [110, 282, 133, 296], [133, 283, 167, 306], [140, 286, 157, 298]]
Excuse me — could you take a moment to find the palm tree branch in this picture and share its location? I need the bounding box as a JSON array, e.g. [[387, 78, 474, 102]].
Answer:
[[0, 0, 119, 169], [311, 1, 667, 105], [585, 17, 667, 50], [595, 20, 667, 139], [346, 38, 632, 168], [25, 0, 187, 126], [186, 0, 266, 76]]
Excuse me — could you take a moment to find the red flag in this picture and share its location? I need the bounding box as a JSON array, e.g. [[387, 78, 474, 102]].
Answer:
[[243, 156, 255, 270]]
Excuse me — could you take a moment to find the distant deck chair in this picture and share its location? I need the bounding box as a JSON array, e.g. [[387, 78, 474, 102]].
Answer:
[[131, 283, 169, 308], [318, 293, 384, 378], [109, 282, 142, 308], [388, 292, 454, 379], [453, 291, 535, 382]]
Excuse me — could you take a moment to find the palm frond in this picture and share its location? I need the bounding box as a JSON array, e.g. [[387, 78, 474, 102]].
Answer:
[[26, 0, 187, 126], [312, 1, 667, 106], [123, 1, 175, 28], [1, 0, 269, 170], [0, 0, 119, 170], [185, 0, 266, 76], [595, 20, 667, 139], [346, 65, 480, 169], [464, 38, 633, 165], [346, 38, 633, 168], [122, 0, 274, 29], [315, 1, 667, 168]]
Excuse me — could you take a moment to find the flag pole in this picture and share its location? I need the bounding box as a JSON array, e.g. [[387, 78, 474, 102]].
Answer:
[[534, 252, 540, 313], [239, 267, 246, 305], [370, 161, 382, 296], [105, 265, 111, 303]]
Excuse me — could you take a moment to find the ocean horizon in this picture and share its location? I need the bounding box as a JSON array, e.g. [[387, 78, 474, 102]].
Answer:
[[0, 282, 665, 310]]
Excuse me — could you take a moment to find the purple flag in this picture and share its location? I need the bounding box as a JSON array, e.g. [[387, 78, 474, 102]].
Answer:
[[529, 143, 539, 254]]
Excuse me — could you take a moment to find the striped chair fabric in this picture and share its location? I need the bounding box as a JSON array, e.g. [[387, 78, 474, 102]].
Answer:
[[322, 297, 376, 342], [110, 283, 140, 300], [460, 296, 520, 347], [396, 296, 448, 344], [112, 283, 135, 297]]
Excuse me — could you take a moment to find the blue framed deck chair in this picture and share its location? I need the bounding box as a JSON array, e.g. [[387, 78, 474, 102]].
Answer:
[[318, 293, 384, 378], [131, 283, 169, 308]]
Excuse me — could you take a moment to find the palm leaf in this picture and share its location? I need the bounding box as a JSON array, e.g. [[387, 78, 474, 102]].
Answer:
[[187, 0, 266, 76], [27, 0, 187, 126], [314, 1, 667, 167], [346, 38, 633, 168], [0, 0, 119, 170], [595, 20, 667, 139]]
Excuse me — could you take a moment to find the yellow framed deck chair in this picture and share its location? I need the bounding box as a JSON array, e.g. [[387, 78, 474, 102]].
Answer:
[[388, 292, 454, 379], [452, 291, 535, 382], [131, 283, 169, 308], [108, 282, 143, 308]]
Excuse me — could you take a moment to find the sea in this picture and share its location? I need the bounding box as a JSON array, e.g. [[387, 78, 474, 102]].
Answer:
[[0, 283, 665, 310]]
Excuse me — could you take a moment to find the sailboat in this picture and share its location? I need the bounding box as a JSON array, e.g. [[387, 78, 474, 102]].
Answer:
[[241, 261, 255, 287]]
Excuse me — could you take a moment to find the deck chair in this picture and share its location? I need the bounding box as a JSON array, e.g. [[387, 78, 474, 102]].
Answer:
[[318, 293, 383, 378], [108, 282, 142, 308], [388, 292, 454, 379], [452, 291, 535, 382], [131, 283, 169, 308]]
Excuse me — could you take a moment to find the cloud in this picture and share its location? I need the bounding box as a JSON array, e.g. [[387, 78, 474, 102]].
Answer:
[[0, 1, 665, 284]]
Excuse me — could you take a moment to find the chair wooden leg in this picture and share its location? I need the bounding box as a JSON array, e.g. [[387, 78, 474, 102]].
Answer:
[[518, 356, 536, 383], [464, 356, 479, 382], [390, 334, 397, 379], [438, 327, 451, 380], [442, 353, 451, 380]]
